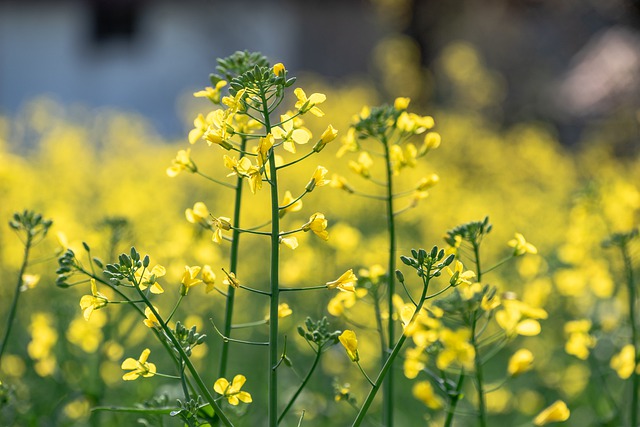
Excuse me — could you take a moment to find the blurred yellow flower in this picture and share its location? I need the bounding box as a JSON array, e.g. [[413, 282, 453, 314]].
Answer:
[[328, 288, 367, 316], [265, 303, 293, 321], [280, 236, 299, 250], [272, 113, 311, 153], [21, 273, 40, 291], [212, 216, 232, 244], [508, 348, 534, 376], [508, 233, 538, 256], [339, 330, 359, 362], [213, 374, 252, 405], [394, 97, 410, 110], [610, 344, 637, 379], [446, 260, 476, 286], [564, 320, 596, 360], [121, 348, 156, 381], [412, 381, 443, 410], [349, 151, 373, 178], [533, 400, 570, 425], [436, 327, 475, 370], [326, 269, 358, 293], [202, 265, 216, 293], [188, 113, 208, 144], [280, 190, 303, 216], [79, 279, 108, 321], [185, 202, 210, 224], [166, 148, 196, 177]]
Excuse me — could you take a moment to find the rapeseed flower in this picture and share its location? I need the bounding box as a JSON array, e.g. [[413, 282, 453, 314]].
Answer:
[[79, 279, 108, 321], [302, 212, 329, 240], [213, 375, 252, 405], [339, 330, 359, 362], [326, 269, 358, 293], [294, 88, 326, 117], [121, 348, 156, 381], [533, 400, 570, 425]]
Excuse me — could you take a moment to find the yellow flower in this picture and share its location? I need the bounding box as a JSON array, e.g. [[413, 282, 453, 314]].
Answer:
[[257, 133, 274, 167], [265, 303, 293, 321], [394, 97, 410, 110], [166, 149, 196, 177], [136, 264, 166, 294], [564, 320, 596, 360], [185, 202, 210, 224], [79, 279, 108, 321], [533, 400, 570, 425], [412, 381, 443, 410], [314, 124, 338, 152], [280, 190, 303, 216], [143, 306, 161, 329], [416, 174, 440, 191], [348, 151, 373, 178], [508, 233, 538, 256], [302, 212, 329, 240], [326, 269, 358, 293], [273, 62, 285, 76], [305, 166, 331, 192], [21, 273, 40, 291], [202, 265, 216, 293], [337, 127, 359, 158], [496, 299, 547, 337], [188, 113, 208, 144], [404, 346, 426, 379], [436, 327, 475, 370], [610, 344, 637, 379], [294, 88, 326, 117], [280, 236, 299, 250], [271, 114, 311, 153], [222, 270, 240, 289], [180, 265, 203, 295], [213, 375, 252, 405], [193, 80, 227, 103], [224, 155, 262, 194], [330, 174, 355, 193], [212, 216, 231, 244], [327, 288, 367, 316], [445, 260, 476, 286], [508, 348, 534, 376], [338, 330, 359, 362], [121, 348, 156, 381], [420, 132, 441, 154]]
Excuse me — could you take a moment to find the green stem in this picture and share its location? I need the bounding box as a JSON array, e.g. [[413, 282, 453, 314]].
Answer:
[[219, 136, 246, 381], [382, 136, 396, 427], [280, 285, 327, 292], [622, 244, 638, 427], [352, 272, 430, 427], [0, 234, 32, 364], [262, 86, 280, 427], [278, 348, 322, 423], [195, 171, 236, 190], [471, 312, 487, 427], [444, 370, 465, 427], [357, 361, 376, 387], [135, 287, 234, 426], [276, 150, 314, 170]]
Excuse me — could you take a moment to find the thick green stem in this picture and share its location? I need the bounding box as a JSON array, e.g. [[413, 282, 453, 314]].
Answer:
[[352, 273, 430, 427], [382, 136, 396, 426], [444, 371, 465, 427], [0, 235, 32, 364], [262, 89, 280, 427], [278, 348, 322, 423], [622, 245, 638, 427], [471, 242, 487, 427], [218, 137, 246, 380]]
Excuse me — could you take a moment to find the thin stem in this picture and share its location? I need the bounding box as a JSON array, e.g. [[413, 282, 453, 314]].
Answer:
[[371, 286, 388, 365], [278, 349, 321, 423], [471, 311, 487, 427], [166, 295, 184, 324], [444, 370, 465, 427], [279, 190, 308, 211], [195, 171, 236, 190], [621, 244, 638, 427], [357, 361, 376, 387], [382, 136, 396, 427], [0, 234, 32, 364], [279, 285, 327, 292], [238, 285, 271, 296], [231, 319, 268, 329], [352, 271, 430, 426], [276, 150, 315, 170]]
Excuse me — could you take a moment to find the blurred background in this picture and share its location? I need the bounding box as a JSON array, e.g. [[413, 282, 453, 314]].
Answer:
[[1, 1, 640, 426], [2, 0, 639, 145]]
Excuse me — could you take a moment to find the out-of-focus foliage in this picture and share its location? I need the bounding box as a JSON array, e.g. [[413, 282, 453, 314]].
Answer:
[[0, 40, 638, 426]]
